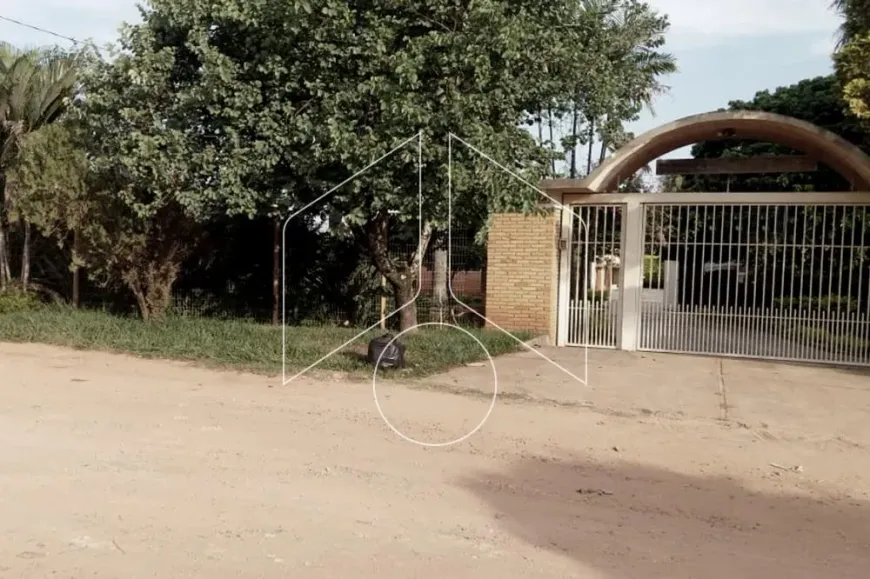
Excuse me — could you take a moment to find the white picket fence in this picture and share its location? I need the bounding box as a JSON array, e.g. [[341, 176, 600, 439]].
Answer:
[[567, 298, 619, 347]]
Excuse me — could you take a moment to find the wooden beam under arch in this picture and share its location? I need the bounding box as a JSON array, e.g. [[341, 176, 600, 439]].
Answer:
[[655, 155, 818, 176]]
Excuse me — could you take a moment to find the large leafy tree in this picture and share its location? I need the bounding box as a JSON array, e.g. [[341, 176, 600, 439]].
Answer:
[[310, 0, 675, 330], [60, 0, 351, 320]]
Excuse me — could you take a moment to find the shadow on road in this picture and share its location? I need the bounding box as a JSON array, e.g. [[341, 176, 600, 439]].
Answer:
[[458, 456, 870, 579]]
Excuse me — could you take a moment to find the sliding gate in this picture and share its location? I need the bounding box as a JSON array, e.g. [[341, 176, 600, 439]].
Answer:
[[561, 193, 870, 367]]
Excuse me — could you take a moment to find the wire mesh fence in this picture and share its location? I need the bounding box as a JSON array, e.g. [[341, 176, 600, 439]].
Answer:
[[73, 232, 488, 330]]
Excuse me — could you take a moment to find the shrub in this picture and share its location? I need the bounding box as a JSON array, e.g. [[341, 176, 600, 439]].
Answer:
[[0, 289, 42, 314], [773, 295, 859, 312], [585, 289, 611, 302], [643, 255, 662, 289]]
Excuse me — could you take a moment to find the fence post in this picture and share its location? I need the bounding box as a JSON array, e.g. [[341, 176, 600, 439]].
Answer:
[[618, 198, 644, 351], [72, 229, 81, 308], [272, 216, 280, 326]]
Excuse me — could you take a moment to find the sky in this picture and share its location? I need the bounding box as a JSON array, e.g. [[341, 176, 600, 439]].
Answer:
[[0, 0, 846, 164]]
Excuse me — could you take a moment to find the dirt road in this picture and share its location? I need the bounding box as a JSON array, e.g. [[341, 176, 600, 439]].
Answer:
[[1, 342, 869, 578]]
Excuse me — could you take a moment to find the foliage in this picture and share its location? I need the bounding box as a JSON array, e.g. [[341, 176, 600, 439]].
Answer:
[[671, 75, 870, 193], [2, 0, 678, 331], [773, 294, 860, 312], [300, 0, 675, 329], [0, 42, 81, 290], [0, 305, 532, 378], [175, 212, 382, 326], [312, 1, 580, 298], [835, 34, 870, 120], [833, 0, 870, 120], [831, 0, 870, 46], [643, 255, 662, 289], [0, 42, 79, 167], [40, 0, 358, 321], [7, 122, 89, 237], [547, 0, 676, 177], [0, 287, 41, 313], [587, 289, 612, 302]]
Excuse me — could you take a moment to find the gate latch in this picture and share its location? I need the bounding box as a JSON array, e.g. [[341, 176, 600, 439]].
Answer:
[[559, 237, 569, 251]]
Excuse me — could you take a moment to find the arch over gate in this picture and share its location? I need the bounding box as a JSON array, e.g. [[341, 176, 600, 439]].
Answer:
[[579, 110, 870, 192]]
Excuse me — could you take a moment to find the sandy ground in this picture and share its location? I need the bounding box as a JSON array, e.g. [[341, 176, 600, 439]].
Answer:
[[1, 341, 869, 578]]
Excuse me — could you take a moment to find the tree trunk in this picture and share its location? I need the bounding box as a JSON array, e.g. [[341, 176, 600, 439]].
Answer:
[[127, 275, 175, 322], [122, 249, 182, 322], [362, 212, 433, 333], [0, 220, 8, 291], [569, 104, 579, 179], [548, 108, 556, 175], [537, 110, 544, 146], [480, 263, 487, 313], [21, 220, 31, 292], [272, 215, 280, 326], [72, 229, 80, 308], [586, 119, 596, 175], [0, 181, 11, 290], [394, 278, 417, 333], [599, 137, 608, 165], [432, 246, 448, 323]]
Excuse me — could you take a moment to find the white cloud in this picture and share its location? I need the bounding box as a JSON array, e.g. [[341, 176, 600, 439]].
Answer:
[[3, 0, 844, 51], [646, 0, 843, 53], [4, 0, 137, 20], [1, 0, 140, 47], [649, 0, 841, 37]]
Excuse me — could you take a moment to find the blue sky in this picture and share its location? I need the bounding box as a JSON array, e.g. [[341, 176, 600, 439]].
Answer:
[[0, 0, 845, 163]]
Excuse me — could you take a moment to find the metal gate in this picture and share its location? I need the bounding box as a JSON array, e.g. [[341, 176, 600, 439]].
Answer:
[[639, 202, 870, 365], [564, 204, 623, 347]]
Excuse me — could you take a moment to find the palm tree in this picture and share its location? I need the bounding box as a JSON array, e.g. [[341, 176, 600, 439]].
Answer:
[[0, 43, 78, 290], [832, 0, 870, 47], [569, 0, 676, 176]]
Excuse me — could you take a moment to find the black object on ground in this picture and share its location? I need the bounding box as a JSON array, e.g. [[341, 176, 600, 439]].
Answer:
[[367, 333, 406, 369]]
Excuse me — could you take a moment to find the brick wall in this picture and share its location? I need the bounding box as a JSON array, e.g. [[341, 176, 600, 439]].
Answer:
[[485, 211, 560, 341], [418, 268, 484, 297]]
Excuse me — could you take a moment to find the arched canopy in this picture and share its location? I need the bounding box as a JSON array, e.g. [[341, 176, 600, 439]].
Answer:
[[579, 111, 870, 192]]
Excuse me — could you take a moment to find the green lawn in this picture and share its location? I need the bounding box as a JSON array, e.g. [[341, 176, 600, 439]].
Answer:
[[0, 306, 533, 379]]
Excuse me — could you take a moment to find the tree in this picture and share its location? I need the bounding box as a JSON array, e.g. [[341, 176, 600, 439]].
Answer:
[[552, 0, 675, 178], [9, 0, 677, 327], [832, 0, 870, 46], [62, 0, 352, 321], [5, 121, 88, 302], [836, 36, 870, 120], [71, 32, 210, 321], [583, 0, 676, 173], [0, 43, 79, 291], [673, 75, 869, 193], [309, 0, 676, 331], [833, 0, 870, 120], [304, 1, 562, 330]]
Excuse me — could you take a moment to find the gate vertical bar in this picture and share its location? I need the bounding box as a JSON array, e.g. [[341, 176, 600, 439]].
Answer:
[[619, 198, 644, 351], [557, 205, 573, 346]]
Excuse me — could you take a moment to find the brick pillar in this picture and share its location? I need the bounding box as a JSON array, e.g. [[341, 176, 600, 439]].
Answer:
[[485, 211, 560, 342]]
